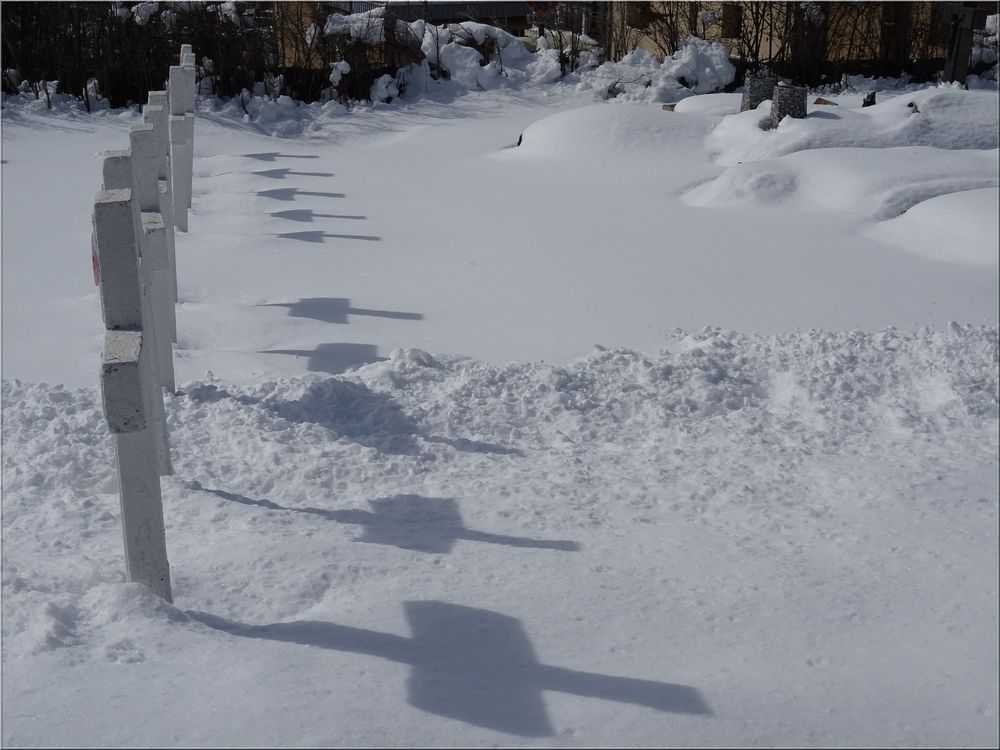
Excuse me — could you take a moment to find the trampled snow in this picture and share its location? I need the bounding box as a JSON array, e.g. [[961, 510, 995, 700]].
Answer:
[[2, 64, 998, 748]]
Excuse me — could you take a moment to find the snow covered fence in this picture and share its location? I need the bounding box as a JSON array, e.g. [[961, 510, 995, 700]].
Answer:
[[92, 44, 196, 601]]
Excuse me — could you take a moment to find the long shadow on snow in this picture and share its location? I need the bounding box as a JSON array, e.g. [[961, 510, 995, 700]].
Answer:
[[254, 167, 334, 179], [243, 152, 320, 161], [259, 343, 388, 376], [273, 230, 381, 243], [187, 486, 578, 553], [189, 600, 710, 737], [269, 209, 367, 222], [260, 298, 423, 325], [185, 379, 521, 456], [257, 187, 346, 201]]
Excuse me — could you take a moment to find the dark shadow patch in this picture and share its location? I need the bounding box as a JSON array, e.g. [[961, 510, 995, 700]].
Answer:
[[254, 168, 334, 179], [257, 188, 345, 201], [189, 601, 710, 737], [261, 343, 386, 375], [261, 298, 422, 325], [186, 486, 578, 554], [244, 152, 321, 161], [185, 377, 521, 456], [269, 209, 367, 222], [807, 111, 841, 120], [274, 231, 381, 242]]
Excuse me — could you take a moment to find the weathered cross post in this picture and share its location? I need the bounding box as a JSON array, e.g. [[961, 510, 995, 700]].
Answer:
[[181, 49, 196, 209], [143, 94, 179, 345], [103, 147, 174, 474], [94, 188, 173, 602], [168, 54, 196, 229], [130, 122, 177, 396]]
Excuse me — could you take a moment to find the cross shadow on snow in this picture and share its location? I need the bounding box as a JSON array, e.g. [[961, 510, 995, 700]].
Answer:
[[244, 152, 321, 161], [185, 378, 521, 456], [259, 343, 387, 375], [186, 487, 577, 554], [273, 231, 381, 243], [188, 601, 710, 737], [269, 209, 367, 222], [260, 298, 423, 325], [257, 187, 346, 201], [253, 167, 334, 179]]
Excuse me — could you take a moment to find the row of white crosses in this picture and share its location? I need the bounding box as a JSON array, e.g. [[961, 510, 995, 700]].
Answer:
[[93, 45, 196, 602]]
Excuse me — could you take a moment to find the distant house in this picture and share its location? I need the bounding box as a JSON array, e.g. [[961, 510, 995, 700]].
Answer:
[[597, 1, 996, 83]]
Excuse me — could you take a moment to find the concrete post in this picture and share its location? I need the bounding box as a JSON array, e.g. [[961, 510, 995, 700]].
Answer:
[[129, 124, 176, 396], [168, 116, 191, 231], [740, 74, 778, 112], [101, 330, 173, 602], [168, 64, 196, 220], [768, 84, 808, 128], [94, 188, 143, 331], [101, 154, 173, 475], [143, 98, 179, 343], [94, 191, 172, 602], [102, 149, 132, 192], [180, 55, 196, 207]]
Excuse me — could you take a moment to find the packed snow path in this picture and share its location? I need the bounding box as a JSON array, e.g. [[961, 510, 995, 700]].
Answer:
[[2, 84, 998, 747]]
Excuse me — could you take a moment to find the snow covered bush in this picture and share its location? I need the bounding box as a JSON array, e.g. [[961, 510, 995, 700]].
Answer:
[[576, 37, 735, 103], [971, 14, 999, 82], [369, 73, 399, 104]]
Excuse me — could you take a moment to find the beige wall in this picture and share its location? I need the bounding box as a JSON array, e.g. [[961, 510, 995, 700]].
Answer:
[[617, 2, 950, 64]]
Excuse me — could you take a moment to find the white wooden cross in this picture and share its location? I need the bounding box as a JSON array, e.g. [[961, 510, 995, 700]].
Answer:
[[144, 91, 179, 343], [168, 48, 196, 230], [101, 149, 174, 472], [94, 187, 173, 602]]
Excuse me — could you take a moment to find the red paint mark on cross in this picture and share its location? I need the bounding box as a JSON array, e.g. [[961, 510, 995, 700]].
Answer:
[[91, 230, 100, 286]]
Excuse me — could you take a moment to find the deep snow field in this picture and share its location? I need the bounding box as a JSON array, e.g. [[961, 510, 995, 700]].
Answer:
[[2, 68, 999, 747]]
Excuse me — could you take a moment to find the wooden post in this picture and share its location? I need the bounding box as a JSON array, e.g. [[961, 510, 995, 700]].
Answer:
[[143, 96, 179, 345], [102, 150, 173, 475], [94, 190, 172, 602]]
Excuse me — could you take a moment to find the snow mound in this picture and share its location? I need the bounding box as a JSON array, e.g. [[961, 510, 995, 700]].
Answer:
[[709, 88, 1000, 165], [501, 102, 707, 161], [684, 146, 999, 220], [865, 187, 1000, 269], [4, 325, 997, 579], [673, 92, 742, 115]]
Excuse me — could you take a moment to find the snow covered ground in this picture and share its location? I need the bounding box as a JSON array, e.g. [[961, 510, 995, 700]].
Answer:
[[2, 74, 998, 747]]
